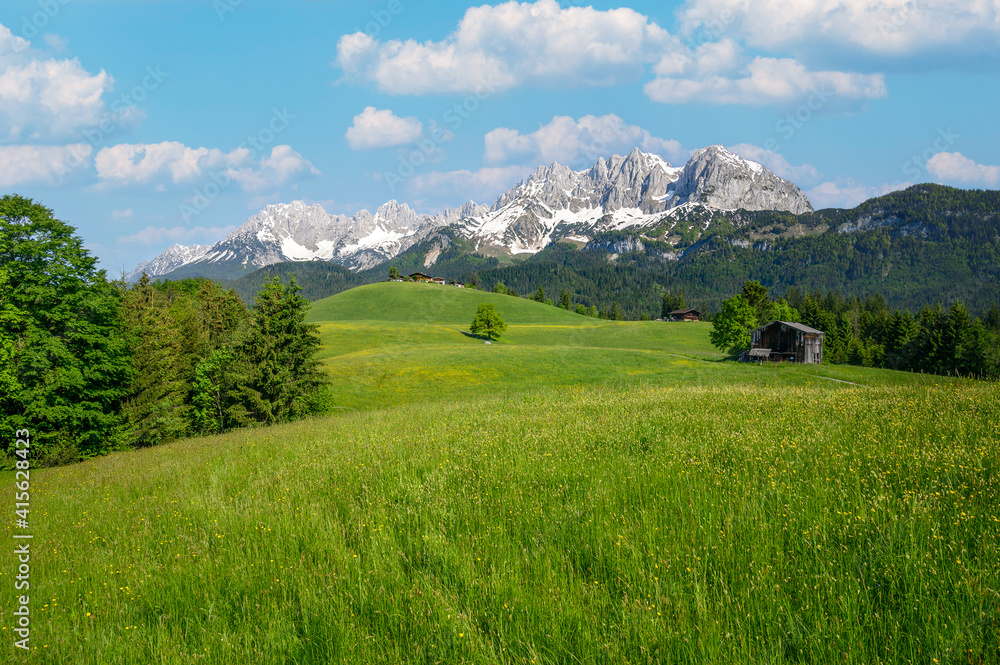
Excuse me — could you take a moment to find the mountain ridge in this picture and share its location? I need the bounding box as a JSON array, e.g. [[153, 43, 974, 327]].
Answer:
[[128, 145, 812, 281]]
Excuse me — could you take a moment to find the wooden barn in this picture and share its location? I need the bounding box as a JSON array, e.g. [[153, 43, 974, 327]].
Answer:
[[668, 309, 701, 322], [749, 321, 825, 364]]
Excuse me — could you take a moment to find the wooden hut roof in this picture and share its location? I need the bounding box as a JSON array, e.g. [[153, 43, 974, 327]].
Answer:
[[669, 309, 701, 316], [752, 320, 825, 336]]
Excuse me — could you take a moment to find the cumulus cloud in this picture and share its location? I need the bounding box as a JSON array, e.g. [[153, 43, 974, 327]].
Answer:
[[95, 142, 319, 192], [345, 107, 424, 150], [806, 180, 911, 210], [484, 114, 688, 167], [0, 23, 114, 139], [727, 144, 820, 184], [333, 2, 887, 109], [335, 0, 674, 94], [0, 143, 92, 186], [926, 152, 1000, 188], [645, 56, 886, 106], [678, 0, 1000, 58], [111, 208, 134, 221]]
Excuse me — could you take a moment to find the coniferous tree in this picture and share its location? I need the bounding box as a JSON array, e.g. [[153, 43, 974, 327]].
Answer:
[[120, 276, 189, 446], [661, 290, 685, 318], [559, 289, 572, 310], [236, 276, 327, 425]]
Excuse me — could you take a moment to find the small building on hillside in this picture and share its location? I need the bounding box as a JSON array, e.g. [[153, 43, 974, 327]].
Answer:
[[749, 321, 825, 364], [668, 309, 701, 322], [431, 277, 447, 285]]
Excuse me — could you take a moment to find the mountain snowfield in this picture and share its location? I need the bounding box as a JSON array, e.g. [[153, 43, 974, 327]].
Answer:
[[127, 145, 813, 281]]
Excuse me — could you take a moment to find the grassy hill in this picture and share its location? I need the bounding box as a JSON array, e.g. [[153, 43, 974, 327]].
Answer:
[[4, 282, 998, 663]]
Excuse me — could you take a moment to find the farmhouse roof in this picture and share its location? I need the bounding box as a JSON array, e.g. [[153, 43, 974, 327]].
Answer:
[[669, 309, 701, 316], [753, 320, 825, 335]]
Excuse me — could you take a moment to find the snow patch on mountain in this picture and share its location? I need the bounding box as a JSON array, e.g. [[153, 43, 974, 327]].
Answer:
[[129, 146, 813, 280]]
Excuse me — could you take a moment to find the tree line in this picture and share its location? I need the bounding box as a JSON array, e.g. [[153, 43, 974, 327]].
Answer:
[[0, 196, 329, 467], [711, 280, 1000, 379]]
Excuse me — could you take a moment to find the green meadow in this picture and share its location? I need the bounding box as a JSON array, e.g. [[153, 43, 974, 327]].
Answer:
[[3, 282, 998, 663]]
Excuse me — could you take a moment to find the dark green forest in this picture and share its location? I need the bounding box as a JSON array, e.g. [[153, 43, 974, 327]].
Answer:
[[1, 196, 329, 467], [712, 281, 1000, 379], [210, 185, 1000, 322]]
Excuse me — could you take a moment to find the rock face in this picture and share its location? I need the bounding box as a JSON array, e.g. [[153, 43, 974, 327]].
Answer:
[[131, 146, 813, 279], [670, 146, 814, 215]]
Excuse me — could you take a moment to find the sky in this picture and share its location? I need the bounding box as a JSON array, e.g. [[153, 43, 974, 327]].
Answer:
[[1, 0, 998, 274]]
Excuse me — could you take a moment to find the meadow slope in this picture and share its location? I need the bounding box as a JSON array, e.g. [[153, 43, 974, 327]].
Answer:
[[2, 282, 998, 664]]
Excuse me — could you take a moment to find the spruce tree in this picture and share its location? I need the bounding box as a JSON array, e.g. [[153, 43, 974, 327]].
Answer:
[[120, 276, 189, 447], [237, 276, 326, 425]]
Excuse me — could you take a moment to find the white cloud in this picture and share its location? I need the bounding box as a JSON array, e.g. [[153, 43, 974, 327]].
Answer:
[[43, 34, 68, 53], [333, 2, 884, 109], [727, 144, 820, 184], [111, 208, 134, 221], [679, 0, 1000, 57], [806, 180, 911, 210], [231, 145, 322, 192], [335, 0, 674, 94], [345, 107, 424, 150], [407, 165, 533, 205], [926, 152, 1000, 188], [0, 143, 92, 186], [95, 142, 319, 192], [484, 114, 689, 167], [118, 225, 237, 247], [0, 23, 113, 139], [645, 56, 885, 106]]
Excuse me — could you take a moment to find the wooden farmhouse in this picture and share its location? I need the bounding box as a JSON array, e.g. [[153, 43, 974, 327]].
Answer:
[[668, 309, 701, 322], [408, 272, 445, 284], [749, 321, 825, 364]]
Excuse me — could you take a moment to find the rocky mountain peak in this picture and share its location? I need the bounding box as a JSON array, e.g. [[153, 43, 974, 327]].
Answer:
[[671, 146, 813, 214]]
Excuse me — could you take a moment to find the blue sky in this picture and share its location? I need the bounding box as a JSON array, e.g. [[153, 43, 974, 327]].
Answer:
[[2, 0, 998, 274]]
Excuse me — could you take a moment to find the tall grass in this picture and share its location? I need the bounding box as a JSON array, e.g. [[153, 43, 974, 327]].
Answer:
[[4, 381, 998, 663]]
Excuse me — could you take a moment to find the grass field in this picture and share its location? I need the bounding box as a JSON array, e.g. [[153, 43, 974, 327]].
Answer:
[[3, 282, 998, 663]]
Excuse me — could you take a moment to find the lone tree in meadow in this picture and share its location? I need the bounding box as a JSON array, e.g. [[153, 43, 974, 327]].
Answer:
[[470, 303, 507, 341]]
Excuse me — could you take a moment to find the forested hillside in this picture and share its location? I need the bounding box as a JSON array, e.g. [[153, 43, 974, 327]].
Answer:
[[0, 196, 330, 467], [210, 185, 1000, 320]]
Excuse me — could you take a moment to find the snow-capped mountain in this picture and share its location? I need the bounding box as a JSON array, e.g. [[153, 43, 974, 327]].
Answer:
[[126, 243, 212, 281], [130, 145, 812, 280]]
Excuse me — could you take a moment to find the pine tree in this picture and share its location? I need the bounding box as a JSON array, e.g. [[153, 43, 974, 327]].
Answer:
[[236, 276, 326, 425], [559, 290, 572, 310]]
